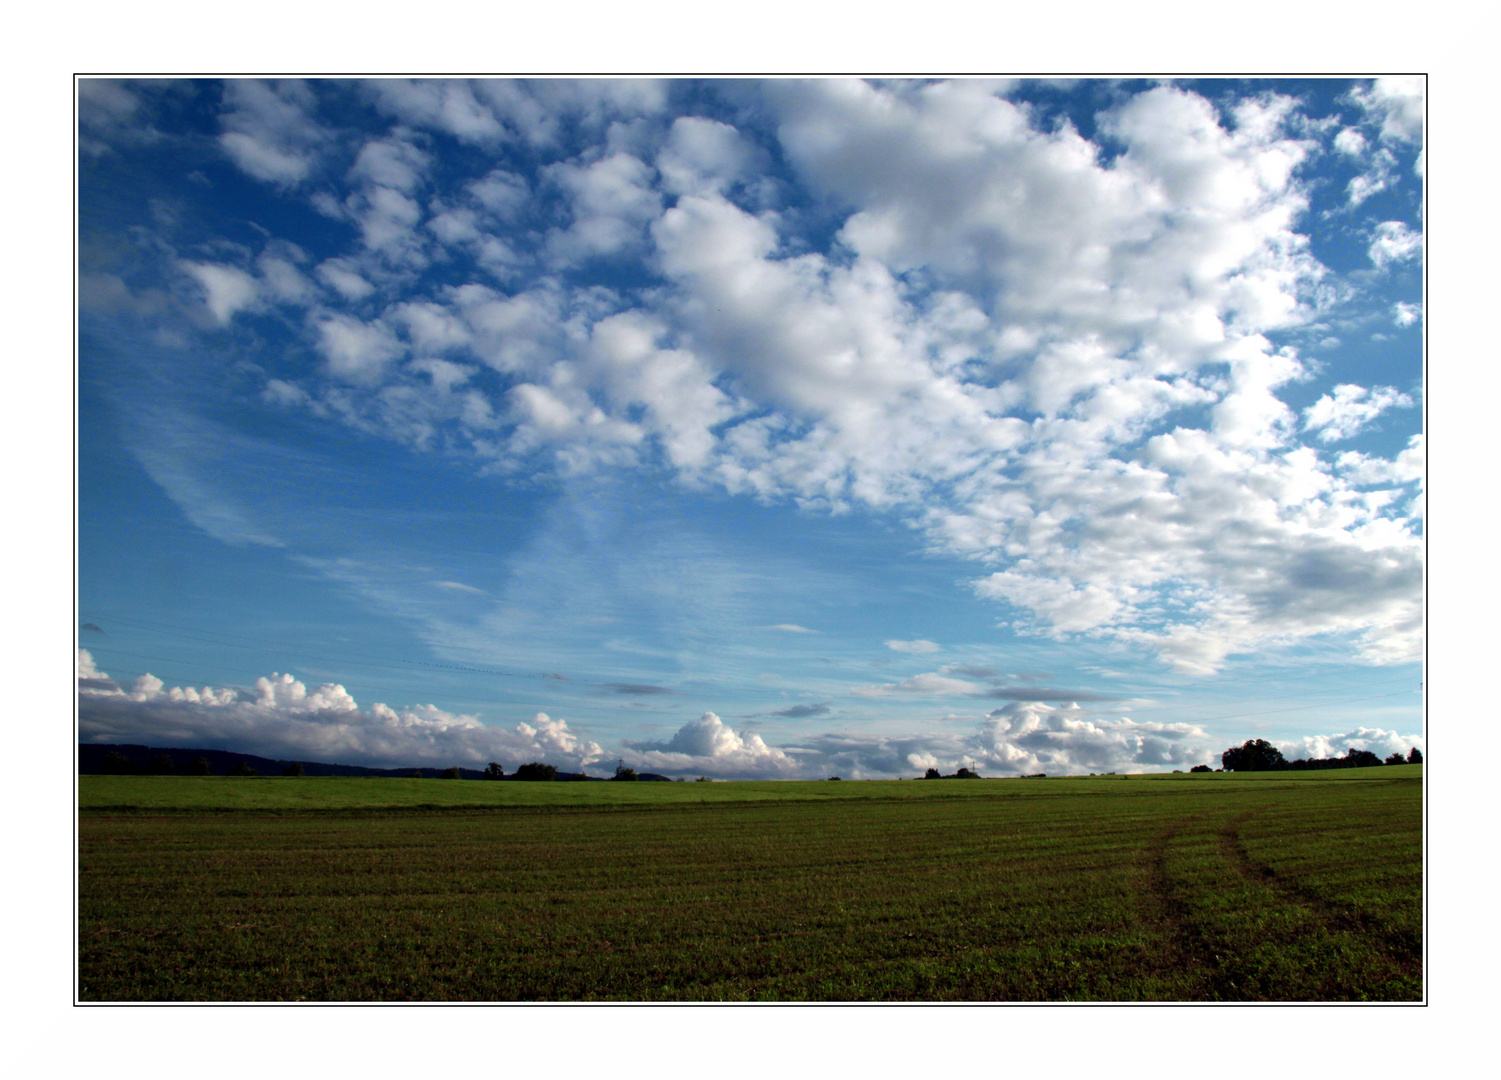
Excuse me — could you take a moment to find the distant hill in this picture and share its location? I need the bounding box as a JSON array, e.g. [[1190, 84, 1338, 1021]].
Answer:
[[78, 744, 600, 781]]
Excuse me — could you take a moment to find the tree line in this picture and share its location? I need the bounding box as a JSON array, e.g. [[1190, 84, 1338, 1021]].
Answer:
[[1220, 738, 1422, 772]]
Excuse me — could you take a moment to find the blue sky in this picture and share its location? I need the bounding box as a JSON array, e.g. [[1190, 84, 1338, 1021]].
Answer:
[[76, 78, 1424, 778]]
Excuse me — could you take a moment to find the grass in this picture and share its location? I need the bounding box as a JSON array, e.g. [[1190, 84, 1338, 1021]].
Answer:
[[77, 769, 1422, 1002]]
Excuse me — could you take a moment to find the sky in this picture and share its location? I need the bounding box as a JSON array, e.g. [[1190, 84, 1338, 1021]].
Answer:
[[75, 77, 1425, 779]]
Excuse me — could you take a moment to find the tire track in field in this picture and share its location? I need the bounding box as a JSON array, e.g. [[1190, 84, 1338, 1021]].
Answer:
[[1134, 815, 1240, 1001], [1217, 811, 1422, 980]]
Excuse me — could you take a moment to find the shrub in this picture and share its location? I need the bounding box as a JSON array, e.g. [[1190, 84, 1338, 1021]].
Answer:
[[827, 776, 842, 781], [515, 762, 557, 781], [1189, 764, 1212, 773], [954, 767, 981, 779], [228, 762, 258, 777], [440, 766, 462, 779], [146, 754, 175, 775], [694, 776, 711, 782], [283, 762, 305, 777], [924, 767, 941, 779], [184, 757, 212, 776]]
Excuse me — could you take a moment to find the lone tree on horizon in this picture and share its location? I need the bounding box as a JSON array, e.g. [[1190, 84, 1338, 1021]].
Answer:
[[1222, 739, 1287, 772]]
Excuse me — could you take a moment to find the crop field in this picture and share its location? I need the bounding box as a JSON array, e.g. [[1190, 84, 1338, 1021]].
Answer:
[[77, 768, 1422, 1002]]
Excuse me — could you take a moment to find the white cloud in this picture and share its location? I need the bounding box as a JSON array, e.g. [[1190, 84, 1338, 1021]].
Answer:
[[314, 312, 405, 384], [1336, 434, 1424, 487], [77, 652, 606, 771], [141, 81, 1425, 677], [367, 80, 507, 146], [1393, 301, 1421, 327], [854, 672, 980, 697], [885, 638, 940, 654], [623, 712, 801, 778], [1276, 726, 1423, 762], [349, 137, 430, 194], [1303, 384, 1414, 442], [180, 261, 260, 325], [218, 80, 327, 186], [545, 153, 661, 263], [658, 116, 765, 197], [316, 259, 377, 301], [1368, 221, 1422, 268], [1332, 127, 1367, 157], [1351, 77, 1424, 144], [974, 701, 1211, 773]]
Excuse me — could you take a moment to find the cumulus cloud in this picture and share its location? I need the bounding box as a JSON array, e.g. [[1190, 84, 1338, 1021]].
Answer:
[[109, 80, 1427, 677], [1276, 726, 1423, 762], [76, 650, 606, 770], [1351, 77, 1424, 144], [748, 703, 1212, 779], [314, 312, 405, 384], [885, 639, 940, 654], [1303, 384, 1414, 442], [545, 153, 662, 263], [73, 650, 1231, 780], [180, 261, 260, 325], [1368, 221, 1422, 268], [623, 712, 801, 778], [218, 80, 328, 186]]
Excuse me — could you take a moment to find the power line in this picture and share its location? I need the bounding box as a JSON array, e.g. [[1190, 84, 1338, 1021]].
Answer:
[[1185, 688, 1420, 724]]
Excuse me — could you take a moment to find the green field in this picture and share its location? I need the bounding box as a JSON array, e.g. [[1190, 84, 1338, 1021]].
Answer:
[[78, 769, 1423, 1002]]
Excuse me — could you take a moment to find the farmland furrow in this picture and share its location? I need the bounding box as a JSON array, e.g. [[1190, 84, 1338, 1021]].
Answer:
[[1217, 811, 1422, 981]]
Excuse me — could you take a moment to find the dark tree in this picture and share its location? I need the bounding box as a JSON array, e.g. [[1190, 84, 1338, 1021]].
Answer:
[[408, 769, 424, 779], [484, 762, 506, 780], [1221, 739, 1287, 772], [827, 776, 842, 781], [1189, 764, 1213, 773], [440, 766, 462, 779], [613, 762, 638, 781], [283, 762, 305, 777], [145, 754, 174, 774], [694, 776, 711, 782], [1342, 747, 1382, 768], [924, 767, 941, 779], [228, 762, 258, 777], [515, 762, 557, 781], [1385, 752, 1406, 766], [103, 750, 139, 775], [1408, 747, 1423, 764], [185, 757, 212, 775], [954, 767, 981, 779]]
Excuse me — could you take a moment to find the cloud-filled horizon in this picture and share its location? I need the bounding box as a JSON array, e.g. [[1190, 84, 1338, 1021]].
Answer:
[[77, 648, 1422, 777], [78, 78, 1422, 777]]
